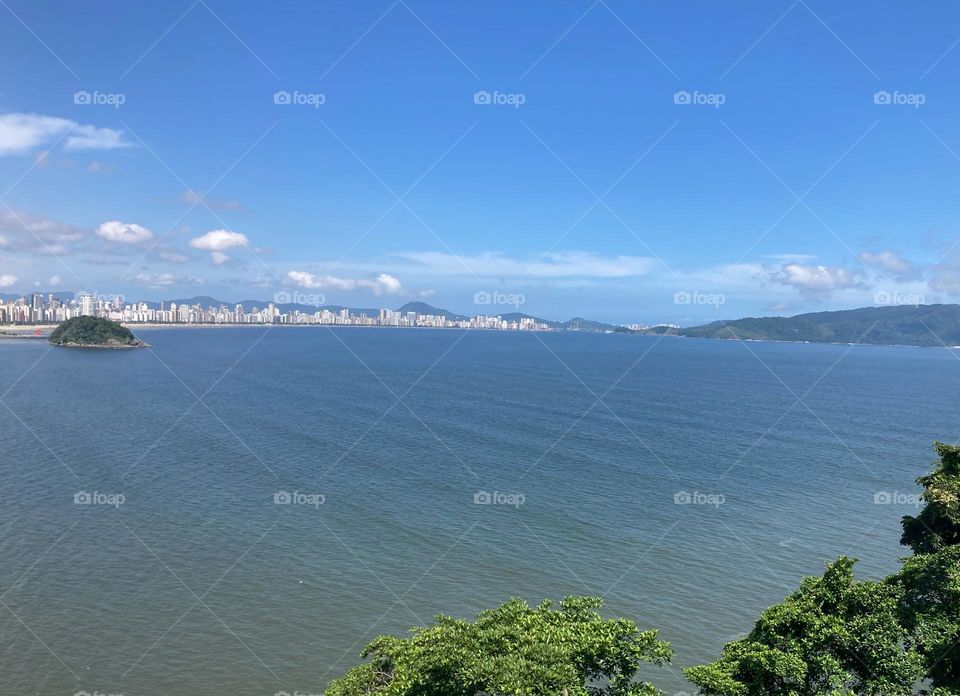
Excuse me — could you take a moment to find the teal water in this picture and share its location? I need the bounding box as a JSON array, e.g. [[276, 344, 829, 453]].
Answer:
[[1, 327, 956, 695]]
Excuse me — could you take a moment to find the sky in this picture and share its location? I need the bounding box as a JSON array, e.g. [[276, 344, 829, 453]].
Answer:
[[1, 0, 959, 324]]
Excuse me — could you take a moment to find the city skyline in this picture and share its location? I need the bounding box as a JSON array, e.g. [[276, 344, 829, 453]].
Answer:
[[0, 289, 563, 331]]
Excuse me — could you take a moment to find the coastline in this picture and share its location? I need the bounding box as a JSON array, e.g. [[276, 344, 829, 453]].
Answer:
[[2, 323, 958, 349]]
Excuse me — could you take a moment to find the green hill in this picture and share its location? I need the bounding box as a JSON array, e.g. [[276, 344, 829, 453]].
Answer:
[[677, 304, 960, 347], [49, 317, 147, 348]]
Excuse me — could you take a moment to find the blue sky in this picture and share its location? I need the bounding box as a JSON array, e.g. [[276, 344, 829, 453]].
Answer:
[[1, 0, 959, 323]]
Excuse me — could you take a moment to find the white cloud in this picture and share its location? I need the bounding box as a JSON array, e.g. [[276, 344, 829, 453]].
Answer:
[[95, 220, 153, 245], [157, 249, 189, 263], [0, 274, 17, 288], [0, 113, 129, 155], [132, 272, 203, 289], [287, 270, 403, 295], [48, 275, 62, 287], [396, 251, 655, 278], [775, 263, 862, 293], [189, 229, 249, 264], [189, 229, 250, 251], [66, 124, 130, 151], [374, 273, 402, 294], [858, 250, 914, 275], [0, 209, 84, 255]]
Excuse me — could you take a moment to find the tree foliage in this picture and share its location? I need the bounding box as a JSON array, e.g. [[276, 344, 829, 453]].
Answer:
[[49, 316, 138, 346], [686, 441, 960, 696], [324, 596, 672, 696], [902, 443, 960, 555], [683, 557, 922, 696]]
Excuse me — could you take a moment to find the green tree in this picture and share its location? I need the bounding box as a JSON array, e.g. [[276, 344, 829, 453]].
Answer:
[[683, 557, 923, 696], [324, 596, 672, 696], [901, 442, 960, 555], [898, 546, 960, 692]]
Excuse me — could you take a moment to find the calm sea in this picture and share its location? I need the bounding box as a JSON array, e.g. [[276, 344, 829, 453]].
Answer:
[[1, 327, 956, 695]]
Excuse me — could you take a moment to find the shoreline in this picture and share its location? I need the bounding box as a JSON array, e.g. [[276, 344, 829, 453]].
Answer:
[[2, 323, 958, 349]]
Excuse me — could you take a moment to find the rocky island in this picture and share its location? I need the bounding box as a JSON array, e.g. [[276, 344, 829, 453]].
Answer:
[[48, 316, 149, 349]]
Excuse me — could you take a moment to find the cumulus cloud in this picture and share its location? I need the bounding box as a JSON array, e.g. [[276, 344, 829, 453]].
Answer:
[[48, 275, 62, 287], [287, 271, 403, 295], [189, 229, 249, 264], [95, 220, 154, 245], [0, 274, 17, 288], [858, 250, 915, 276], [774, 263, 862, 294], [0, 113, 130, 155]]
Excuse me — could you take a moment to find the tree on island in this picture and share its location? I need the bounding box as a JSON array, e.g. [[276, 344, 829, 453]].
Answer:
[[48, 316, 145, 347], [324, 596, 672, 696]]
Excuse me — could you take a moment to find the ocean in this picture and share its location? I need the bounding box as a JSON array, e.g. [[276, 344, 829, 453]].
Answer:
[[1, 327, 956, 695]]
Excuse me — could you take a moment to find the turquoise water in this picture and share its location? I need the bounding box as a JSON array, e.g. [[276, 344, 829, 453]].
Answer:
[[1, 327, 956, 695]]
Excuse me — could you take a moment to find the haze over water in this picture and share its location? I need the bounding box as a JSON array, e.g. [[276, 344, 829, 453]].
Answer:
[[1, 327, 956, 695]]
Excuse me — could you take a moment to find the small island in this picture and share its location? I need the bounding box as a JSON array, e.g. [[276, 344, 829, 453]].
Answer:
[[49, 316, 149, 349]]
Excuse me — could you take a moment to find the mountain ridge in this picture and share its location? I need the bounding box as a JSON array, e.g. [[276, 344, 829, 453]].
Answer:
[[670, 303, 960, 347]]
